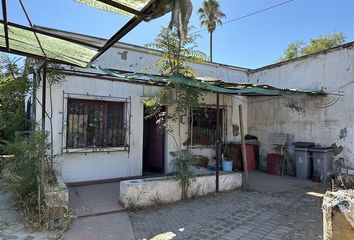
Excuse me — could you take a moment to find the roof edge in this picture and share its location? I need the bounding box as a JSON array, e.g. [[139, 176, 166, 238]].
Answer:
[[33, 25, 354, 73], [34, 25, 251, 73], [250, 41, 354, 73]]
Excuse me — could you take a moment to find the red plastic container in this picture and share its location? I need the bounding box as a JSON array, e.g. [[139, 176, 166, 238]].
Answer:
[[267, 153, 282, 175], [246, 145, 257, 171]]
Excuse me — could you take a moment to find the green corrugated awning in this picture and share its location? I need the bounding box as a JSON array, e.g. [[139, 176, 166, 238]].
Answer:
[[0, 23, 98, 67], [74, 0, 150, 15], [91, 64, 327, 96]]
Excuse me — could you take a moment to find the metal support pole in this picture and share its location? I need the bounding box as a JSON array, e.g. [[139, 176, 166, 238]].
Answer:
[[2, 0, 9, 50], [215, 93, 220, 193], [40, 63, 47, 193]]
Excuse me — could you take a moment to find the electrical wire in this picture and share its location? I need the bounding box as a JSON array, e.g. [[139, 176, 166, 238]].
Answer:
[[311, 96, 341, 109], [191, 0, 296, 35]]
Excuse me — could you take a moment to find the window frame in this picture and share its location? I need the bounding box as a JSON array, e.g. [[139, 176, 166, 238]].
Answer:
[[64, 97, 129, 152], [189, 106, 225, 147]]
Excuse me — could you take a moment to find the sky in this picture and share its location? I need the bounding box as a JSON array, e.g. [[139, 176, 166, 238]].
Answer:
[[3, 0, 354, 69]]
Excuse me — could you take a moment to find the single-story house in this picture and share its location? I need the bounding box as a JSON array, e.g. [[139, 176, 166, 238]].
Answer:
[[30, 26, 354, 184]]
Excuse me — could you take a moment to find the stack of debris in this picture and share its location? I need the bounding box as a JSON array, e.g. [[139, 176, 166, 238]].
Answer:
[[322, 190, 354, 240]]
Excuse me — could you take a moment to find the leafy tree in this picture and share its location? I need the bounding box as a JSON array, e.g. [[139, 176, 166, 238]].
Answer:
[[146, 26, 207, 77], [0, 56, 30, 151], [145, 27, 207, 138], [278, 33, 345, 62], [198, 0, 226, 61], [145, 27, 207, 199]]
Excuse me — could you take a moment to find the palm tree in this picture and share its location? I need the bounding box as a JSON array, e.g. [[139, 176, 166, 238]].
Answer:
[[198, 0, 226, 62]]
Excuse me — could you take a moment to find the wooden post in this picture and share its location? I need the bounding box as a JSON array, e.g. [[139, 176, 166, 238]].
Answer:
[[215, 93, 220, 193], [239, 104, 248, 186]]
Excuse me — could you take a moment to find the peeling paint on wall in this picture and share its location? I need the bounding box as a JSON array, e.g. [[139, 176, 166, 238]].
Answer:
[[118, 50, 128, 60], [339, 127, 347, 140], [285, 102, 305, 114], [332, 143, 344, 156]]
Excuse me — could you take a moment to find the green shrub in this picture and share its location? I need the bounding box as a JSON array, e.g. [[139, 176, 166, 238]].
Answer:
[[171, 150, 197, 199], [0, 131, 42, 208]]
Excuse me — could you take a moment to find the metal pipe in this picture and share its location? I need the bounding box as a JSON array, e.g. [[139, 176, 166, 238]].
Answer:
[[91, 0, 156, 62], [215, 93, 220, 193], [2, 0, 9, 50], [91, 16, 143, 62], [40, 62, 47, 194]]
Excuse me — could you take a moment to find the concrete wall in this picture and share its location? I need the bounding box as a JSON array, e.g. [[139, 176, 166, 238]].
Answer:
[[93, 42, 249, 83], [35, 39, 248, 183], [247, 45, 354, 170], [37, 75, 161, 182], [119, 172, 242, 208]]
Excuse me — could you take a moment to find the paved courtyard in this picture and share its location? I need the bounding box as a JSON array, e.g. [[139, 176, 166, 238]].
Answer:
[[68, 182, 123, 217], [130, 172, 325, 240], [1, 172, 326, 240], [0, 186, 53, 240]]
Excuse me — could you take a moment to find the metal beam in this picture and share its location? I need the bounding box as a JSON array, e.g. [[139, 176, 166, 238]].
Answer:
[[0, 46, 80, 66], [95, 0, 141, 16], [2, 0, 9, 50], [91, 0, 156, 62], [91, 16, 142, 62], [0, 20, 101, 50]]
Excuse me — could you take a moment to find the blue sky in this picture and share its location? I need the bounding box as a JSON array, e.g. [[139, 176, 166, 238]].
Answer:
[[4, 0, 354, 69]]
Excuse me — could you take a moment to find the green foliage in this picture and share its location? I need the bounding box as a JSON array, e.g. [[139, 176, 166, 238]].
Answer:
[[0, 132, 70, 231], [146, 27, 205, 198], [0, 131, 43, 207], [26, 58, 67, 86], [145, 81, 202, 136], [0, 56, 30, 148], [145, 27, 206, 136], [278, 33, 345, 62], [198, 0, 226, 33], [146, 26, 207, 77], [170, 150, 197, 199], [198, 0, 225, 61]]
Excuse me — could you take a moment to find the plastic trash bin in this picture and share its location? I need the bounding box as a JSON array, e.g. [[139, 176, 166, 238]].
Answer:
[[245, 145, 257, 171], [295, 148, 313, 179], [311, 148, 334, 182], [267, 153, 282, 175]]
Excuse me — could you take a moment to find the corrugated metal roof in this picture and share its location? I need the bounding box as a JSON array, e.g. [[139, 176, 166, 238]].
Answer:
[[91, 64, 327, 96]]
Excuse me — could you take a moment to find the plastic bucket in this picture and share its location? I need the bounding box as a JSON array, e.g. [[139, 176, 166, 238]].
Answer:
[[222, 160, 233, 172]]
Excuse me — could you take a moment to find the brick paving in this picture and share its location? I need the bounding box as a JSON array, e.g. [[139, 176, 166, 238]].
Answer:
[[130, 173, 324, 240]]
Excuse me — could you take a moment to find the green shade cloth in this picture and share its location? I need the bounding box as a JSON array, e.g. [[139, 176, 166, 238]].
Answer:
[[75, 0, 150, 15], [91, 64, 326, 96], [0, 24, 97, 67]]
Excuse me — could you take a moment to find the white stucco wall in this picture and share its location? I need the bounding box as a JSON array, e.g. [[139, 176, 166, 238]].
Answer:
[[36, 75, 162, 183], [94, 43, 249, 83], [247, 45, 354, 170], [35, 29, 354, 181], [34, 36, 249, 183], [165, 93, 247, 173]]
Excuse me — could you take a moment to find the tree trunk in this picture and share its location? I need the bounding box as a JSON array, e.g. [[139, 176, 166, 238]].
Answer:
[[210, 31, 213, 62]]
